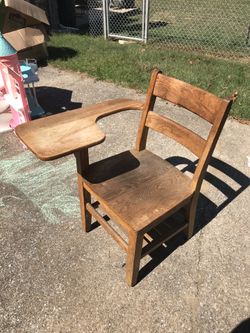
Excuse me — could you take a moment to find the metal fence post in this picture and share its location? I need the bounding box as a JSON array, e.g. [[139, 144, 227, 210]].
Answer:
[[142, 0, 145, 43], [103, 0, 107, 39], [144, 0, 149, 44]]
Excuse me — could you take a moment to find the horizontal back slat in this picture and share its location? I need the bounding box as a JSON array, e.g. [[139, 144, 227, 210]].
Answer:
[[145, 111, 206, 157], [153, 74, 229, 124]]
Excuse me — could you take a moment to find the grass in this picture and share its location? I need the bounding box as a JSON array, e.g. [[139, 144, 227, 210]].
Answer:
[[48, 33, 250, 120], [105, 0, 250, 57], [147, 0, 250, 56]]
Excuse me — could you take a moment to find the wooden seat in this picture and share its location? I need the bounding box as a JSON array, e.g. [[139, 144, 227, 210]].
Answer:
[[15, 69, 236, 286], [84, 149, 193, 233]]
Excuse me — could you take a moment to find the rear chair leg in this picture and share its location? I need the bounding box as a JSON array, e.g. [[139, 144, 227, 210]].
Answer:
[[184, 198, 198, 239], [126, 232, 143, 287]]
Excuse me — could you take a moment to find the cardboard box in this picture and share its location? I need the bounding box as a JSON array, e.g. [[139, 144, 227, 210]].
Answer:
[[0, 0, 50, 61]]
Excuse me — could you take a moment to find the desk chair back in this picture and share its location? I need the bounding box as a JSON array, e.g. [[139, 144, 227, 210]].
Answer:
[[136, 69, 235, 239]]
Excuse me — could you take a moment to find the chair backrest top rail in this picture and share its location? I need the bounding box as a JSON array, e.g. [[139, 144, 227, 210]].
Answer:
[[153, 73, 229, 124]]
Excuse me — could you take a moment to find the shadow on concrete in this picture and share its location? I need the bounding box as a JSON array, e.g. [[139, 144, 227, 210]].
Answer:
[[36, 86, 82, 115], [108, 18, 168, 35], [137, 156, 250, 283], [231, 317, 250, 333]]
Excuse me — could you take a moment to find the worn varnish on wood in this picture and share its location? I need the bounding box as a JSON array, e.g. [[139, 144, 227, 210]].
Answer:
[[84, 149, 193, 233], [16, 99, 144, 160], [16, 69, 235, 286]]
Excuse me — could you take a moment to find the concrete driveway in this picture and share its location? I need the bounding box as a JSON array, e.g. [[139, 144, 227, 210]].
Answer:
[[0, 66, 249, 333]]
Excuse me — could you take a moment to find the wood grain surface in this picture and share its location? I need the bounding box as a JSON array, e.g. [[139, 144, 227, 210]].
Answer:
[[84, 149, 193, 232], [15, 99, 144, 160], [153, 73, 229, 124]]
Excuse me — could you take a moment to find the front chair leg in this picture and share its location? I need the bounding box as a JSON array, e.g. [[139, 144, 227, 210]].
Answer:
[[126, 232, 144, 287], [77, 176, 92, 232], [75, 149, 91, 232]]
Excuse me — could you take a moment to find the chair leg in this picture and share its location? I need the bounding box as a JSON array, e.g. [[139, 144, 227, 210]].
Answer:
[[184, 198, 198, 239], [186, 210, 196, 239], [77, 174, 91, 232], [126, 232, 143, 287], [75, 149, 91, 232]]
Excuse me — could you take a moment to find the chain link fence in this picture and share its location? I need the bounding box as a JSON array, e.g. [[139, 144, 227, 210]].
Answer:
[[86, 0, 145, 40], [85, 0, 250, 59]]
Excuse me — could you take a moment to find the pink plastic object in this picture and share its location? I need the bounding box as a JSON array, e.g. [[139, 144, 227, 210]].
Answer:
[[0, 53, 30, 129]]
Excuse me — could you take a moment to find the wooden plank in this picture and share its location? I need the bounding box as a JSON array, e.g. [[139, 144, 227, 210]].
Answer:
[[145, 111, 206, 157], [84, 149, 193, 232], [15, 99, 144, 161], [153, 74, 229, 124], [109, 8, 139, 14]]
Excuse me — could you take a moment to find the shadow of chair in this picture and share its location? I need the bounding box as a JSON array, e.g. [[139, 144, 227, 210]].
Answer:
[[231, 317, 250, 333], [138, 155, 250, 283]]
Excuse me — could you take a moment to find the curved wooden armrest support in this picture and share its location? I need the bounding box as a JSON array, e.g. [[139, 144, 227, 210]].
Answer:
[[15, 99, 144, 161]]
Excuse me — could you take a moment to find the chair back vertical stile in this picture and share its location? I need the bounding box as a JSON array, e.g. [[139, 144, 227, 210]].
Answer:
[[135, 68, 160, 151]]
